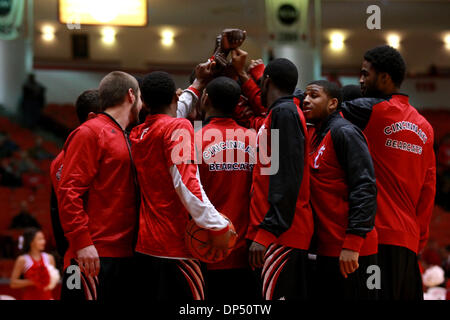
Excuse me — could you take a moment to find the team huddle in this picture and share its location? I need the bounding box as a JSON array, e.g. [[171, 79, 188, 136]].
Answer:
[[50, 29, 436, 301]]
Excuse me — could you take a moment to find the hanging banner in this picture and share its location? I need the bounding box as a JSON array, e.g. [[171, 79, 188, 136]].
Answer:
[[59, 0, 148, 27], [266, 0, 309, 42], [0, 0, 25, 40]]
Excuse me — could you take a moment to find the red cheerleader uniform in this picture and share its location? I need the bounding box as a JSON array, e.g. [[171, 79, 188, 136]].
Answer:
[[22, 253, 53, 300]]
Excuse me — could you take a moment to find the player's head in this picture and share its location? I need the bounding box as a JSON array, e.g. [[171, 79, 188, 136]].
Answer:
[[141, 71, 178, 116], [303, 80, 342, 125], [75, 89, 101, 124], [98, 71, 142, 125], [341, 84, 363, 102], [99, 71, 141, 110], [361, 45, 406, 97], [20, 227, 45, 254], [260, 58, 298, 108], [201, 76, 241, 116]]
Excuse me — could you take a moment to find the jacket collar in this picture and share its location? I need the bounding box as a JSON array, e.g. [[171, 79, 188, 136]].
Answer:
[[386, 93, 409, 103], [312, 111, 341, 147], [268, 95, 295, 111], [369, 92, 408, 100], [203, 115, 235, 126], [100, 112, 125, 132]]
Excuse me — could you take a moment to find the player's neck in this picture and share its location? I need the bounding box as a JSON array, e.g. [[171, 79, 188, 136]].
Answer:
[[204, 109, 227, 120], [267, 89, 289, 108], [150, 105, 176, 117], [382, 88, 400, 96], [104, 105, 131, 130], [379, 82, 399, 97]]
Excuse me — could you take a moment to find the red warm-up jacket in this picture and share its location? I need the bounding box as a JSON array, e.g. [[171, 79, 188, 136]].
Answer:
[[341, 94, 436, 254], [130, 114, 229, 259], [196, 117, 257, 270], [57, 113, 138, 268], [246, 96, 314, 250], [309, 112, 378, 257]]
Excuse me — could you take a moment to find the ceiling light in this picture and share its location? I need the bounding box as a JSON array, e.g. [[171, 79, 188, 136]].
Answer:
[[102, 27, 116, 45], [444, 34, 450, 50], [42, 25, 55, 42], [387, 34, 400, 49], [330, 32, 344, 51], [161, 30, 174, 47]]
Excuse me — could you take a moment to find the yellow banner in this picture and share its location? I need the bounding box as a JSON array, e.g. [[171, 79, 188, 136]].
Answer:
[[59, 0, 147, 27]]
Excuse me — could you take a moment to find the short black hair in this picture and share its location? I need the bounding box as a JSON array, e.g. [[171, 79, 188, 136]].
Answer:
[[263, 58, 298, 94], [206, 76, 241, 115], [75, 89, 101, 124], [98, 71, 139, 111], [364, 45, 406, 88], [307, 80, 342, 108], [141, 71, 176, 112], [341, 84, 362, 102]]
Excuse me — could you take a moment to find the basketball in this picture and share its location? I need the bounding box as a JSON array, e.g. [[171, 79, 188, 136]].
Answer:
[[185, 214, 237, 263]]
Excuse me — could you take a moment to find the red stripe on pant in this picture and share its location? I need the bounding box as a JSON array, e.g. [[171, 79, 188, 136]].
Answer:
[[177, 259, 205, 300], [262, 244, 292, 300]]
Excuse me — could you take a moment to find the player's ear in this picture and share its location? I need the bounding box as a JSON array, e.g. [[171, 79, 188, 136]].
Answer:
[[380, 72, 391, 85], [172, 93, 179, 103], [204, 92, 210, 104], [329, 98, 338, 112], [87, 112, 96, 120], [128, 88, 136, 103]]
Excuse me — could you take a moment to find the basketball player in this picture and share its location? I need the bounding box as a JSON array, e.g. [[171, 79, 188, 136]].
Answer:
[[196, 76, 260, 301], [238, 58, 314, 300], [50, 89, 101, 262], [130, 71, 234, 301], [57, 71, 142, 301], [341, 45, 436, 299], [303, 80, 378, 300]]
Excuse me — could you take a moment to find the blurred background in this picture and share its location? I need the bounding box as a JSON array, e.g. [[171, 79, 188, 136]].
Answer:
[[0, 0, 449, 300]]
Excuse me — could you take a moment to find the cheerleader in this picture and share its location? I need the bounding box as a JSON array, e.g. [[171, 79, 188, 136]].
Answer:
[[10, 228, 60, 300]]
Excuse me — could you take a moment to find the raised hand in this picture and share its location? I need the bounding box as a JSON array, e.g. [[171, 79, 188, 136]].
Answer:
[[192, 60, 216, 90], [221, 29, 247, 51], [248, 59, 264, 73], [231, 49, 250, 83]]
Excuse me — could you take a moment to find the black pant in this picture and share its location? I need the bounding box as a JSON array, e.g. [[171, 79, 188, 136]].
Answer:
[[135, 253, 206, 301], [261, 244, 308, 300], [60, 257, 136, 301], [314, 254, 379, 300], [378, 244, 424, 300], [204, 267, 262, 302]]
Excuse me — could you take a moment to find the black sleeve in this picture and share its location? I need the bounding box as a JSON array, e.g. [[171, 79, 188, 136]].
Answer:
[[331, 124, 377, 237], [50, 186, 69, 257], [259, 104, 304, 237], [340, 97, 384, 130]]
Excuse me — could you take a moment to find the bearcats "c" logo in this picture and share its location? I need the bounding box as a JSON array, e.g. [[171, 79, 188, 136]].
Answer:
[[313, 145, 326, 169]]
